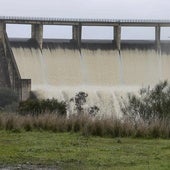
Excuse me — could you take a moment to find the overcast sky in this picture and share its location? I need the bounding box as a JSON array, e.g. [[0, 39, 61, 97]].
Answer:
[[0, 0, 170, 39]]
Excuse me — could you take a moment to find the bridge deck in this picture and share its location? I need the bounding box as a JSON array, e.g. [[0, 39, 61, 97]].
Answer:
[[0, 16, 170, 26]]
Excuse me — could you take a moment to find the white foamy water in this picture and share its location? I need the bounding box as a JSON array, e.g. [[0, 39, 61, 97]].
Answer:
[[11, 46, 170, 116]]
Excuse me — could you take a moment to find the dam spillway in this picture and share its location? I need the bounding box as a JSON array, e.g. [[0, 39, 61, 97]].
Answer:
[[1, 16, 170, 115], [9, 39, 170, 115], [11, 39, 170, 87]]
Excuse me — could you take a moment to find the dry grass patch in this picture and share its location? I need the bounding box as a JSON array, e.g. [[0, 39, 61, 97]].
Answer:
[[0, 113, 169, 138]]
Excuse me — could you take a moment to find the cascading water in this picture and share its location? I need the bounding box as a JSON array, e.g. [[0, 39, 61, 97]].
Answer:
[[158, 51, 163, 81], [118, 51, 124, 85], [11, 40, 170, 116], [79, 51, 88, 85]]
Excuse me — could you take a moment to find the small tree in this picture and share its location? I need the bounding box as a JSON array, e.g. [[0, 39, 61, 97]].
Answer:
[[70, 91, 99, 116]]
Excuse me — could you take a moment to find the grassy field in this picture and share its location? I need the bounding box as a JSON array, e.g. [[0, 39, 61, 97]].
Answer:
[[0, 131, 169, 170]]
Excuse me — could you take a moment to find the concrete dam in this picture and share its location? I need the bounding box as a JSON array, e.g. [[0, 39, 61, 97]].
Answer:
[[1, 16, 170, 115]]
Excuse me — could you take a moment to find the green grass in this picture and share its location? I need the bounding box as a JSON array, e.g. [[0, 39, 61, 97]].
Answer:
[[0, 131, 169, 170]]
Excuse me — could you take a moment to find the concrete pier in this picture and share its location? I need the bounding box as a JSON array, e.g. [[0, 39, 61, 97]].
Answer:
[[4, 32, 31, 101], [20, 79, 31, 101], [0, 24, 31, 101], [72, 24, 82, 47], [155, 26, 161, 51], [114, 25, 121, 50], [0, 22, 6, 44], [31, 24, 43, 49]]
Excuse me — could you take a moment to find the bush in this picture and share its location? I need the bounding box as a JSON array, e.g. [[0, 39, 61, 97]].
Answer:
[[70, 91, 99, 116], [18, 98, 67, 116], [0, 88, 19, 111], [121, 81, 170, 120]]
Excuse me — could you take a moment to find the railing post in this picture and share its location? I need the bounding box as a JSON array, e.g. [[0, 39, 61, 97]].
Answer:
[[114, 25, 121, 51], [31, 24, 43, 49], [72, 24, 82, 47], [155, 25, 161, 52]]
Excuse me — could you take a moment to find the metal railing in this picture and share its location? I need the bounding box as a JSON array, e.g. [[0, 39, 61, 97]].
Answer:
[[0, 16, 170, 24]]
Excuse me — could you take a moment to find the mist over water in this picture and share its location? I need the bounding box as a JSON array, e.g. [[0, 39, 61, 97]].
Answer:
[[11, 44, 170, 116]]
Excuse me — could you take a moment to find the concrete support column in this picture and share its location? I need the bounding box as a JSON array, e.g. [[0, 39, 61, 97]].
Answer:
[[31, 24, 43, 49], [0, 22, 6, 43], [114, 25, 121, 51], [155, 26, 161, 51], [20, 79, 31, 101], [72, 24, 82, 47]]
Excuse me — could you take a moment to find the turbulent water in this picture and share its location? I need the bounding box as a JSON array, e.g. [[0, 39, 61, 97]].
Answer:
[[11, 41, 170, 116]]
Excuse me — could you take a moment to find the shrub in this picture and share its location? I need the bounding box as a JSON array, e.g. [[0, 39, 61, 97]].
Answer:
[[121, 81, 170, 120], [18, 98, 67, 116]]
